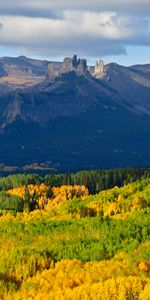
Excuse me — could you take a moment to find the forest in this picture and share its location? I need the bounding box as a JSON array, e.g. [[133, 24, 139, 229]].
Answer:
[[0, 168, 149, 299]]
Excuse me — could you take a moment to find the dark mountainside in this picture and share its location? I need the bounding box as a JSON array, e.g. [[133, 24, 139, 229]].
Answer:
[[0, 55, 150, 171]]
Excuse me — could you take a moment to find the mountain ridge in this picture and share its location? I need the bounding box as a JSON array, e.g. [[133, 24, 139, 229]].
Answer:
[[0, 55, 150, 171]]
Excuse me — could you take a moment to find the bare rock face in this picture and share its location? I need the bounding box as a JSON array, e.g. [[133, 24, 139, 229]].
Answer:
[[47, 62, 62, 81], [47, 55, 87, 81], [0, 56, 48, 77], [4, 94, 22, 125], [62, 57, 74, 73], [76, 59, 87, 74], [93, 60, 107, 79], [0, 56, 49, 89]]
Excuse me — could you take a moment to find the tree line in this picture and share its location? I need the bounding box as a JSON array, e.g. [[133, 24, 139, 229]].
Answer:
[[0, 167, 150, 193]]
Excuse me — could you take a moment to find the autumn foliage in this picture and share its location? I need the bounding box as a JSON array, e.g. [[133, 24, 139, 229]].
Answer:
[[0, 177, 150, 299], [8, 184, 89, 210]]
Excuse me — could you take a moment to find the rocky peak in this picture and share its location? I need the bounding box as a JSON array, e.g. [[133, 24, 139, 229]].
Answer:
[[76, 58, 87, 74], [93, 60, 107, 79], [47, 55, 87, 81], [62, 55, 87, 75]]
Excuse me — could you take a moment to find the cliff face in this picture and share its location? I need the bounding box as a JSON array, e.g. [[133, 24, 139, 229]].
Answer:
[[47, 55, 87, 81], [92, 60, 107, 79], [0, 56, 49, 89], [0, 55, 88, 88], [0, 56, 48, 77]]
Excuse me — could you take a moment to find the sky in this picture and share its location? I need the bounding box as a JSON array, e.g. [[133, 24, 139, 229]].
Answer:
[[0, 0, 150, 66]]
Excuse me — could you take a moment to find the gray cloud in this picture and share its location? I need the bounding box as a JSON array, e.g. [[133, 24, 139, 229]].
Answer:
[[0, 0, 150, 16], [0, 1, 149, 60], [0, 6, 62, 19]]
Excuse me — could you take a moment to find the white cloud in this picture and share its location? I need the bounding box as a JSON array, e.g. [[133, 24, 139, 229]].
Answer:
[[0, 2, 149, 60], [0, 11, 149, 56], [71, 12, 136, 39]]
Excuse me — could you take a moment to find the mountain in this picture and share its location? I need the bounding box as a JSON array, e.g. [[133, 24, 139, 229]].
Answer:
[[0, 55, 150, 171]]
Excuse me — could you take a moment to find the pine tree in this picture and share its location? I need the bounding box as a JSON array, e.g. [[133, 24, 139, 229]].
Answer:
[[24, 185, 31, 212], [46, 187, 53, 199]]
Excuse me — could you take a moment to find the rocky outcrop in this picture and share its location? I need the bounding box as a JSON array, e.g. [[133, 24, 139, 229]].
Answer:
[[76, 58, 87, 74], [93, 60, 107, 79], [47, 55, 87, 81], [47, 62, 62, 82]]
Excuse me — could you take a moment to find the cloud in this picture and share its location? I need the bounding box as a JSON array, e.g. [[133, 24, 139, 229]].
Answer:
[[0, 1, 149, 60], [0, 11, 149, 59], [0, 1, 150, 16]]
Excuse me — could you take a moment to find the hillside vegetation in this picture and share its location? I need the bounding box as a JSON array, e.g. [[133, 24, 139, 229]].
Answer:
[[0, 172, 149, 299]]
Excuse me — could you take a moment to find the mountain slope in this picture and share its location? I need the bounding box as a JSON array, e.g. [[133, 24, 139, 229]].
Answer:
[[0, 55, 61, 88], [0, 56, 150, 171]]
